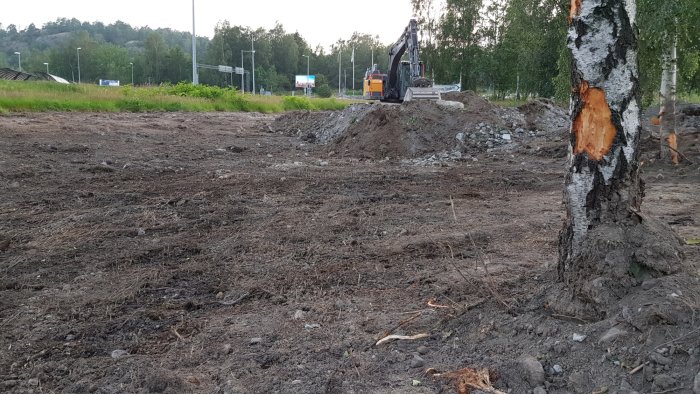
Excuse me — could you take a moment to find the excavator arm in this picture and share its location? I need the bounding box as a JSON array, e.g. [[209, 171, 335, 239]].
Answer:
[[382, 18, 440, 102]]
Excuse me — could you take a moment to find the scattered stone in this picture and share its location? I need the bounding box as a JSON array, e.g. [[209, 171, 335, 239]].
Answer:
[[410, 355, 425, 368], [649, 352, 672, 365], [572, 333, 587, 342], [652, 374, 677, 391], [293, 310, 305, 320], [599, 327, 628, 343], [250, 337, 262, 345], [501, 133, 511, 141], [318, 161, 329, 166], [1, 380, 18, 389], [137, 228, 146, 236], [693, 370, 700, 394], [65, 334, 76, 341], [291, 380, 302, 385], [111, 349, 129, 359], [216, 292, 224, 300], [567, 372, 588, 394], [518, 356, 545, 386], [28, 378, 39, 386], [551, 364, 563, 374], [411, 379, 422, 387], [416, 346, 429, 355], [222, 344, 232, 354], [533, 387, 547, 394], [304, 323, 321, 329], [456, 132, 465, 142]]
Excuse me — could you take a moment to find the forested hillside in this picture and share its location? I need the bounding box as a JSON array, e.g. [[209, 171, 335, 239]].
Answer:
[[1, 0, 698, 102]]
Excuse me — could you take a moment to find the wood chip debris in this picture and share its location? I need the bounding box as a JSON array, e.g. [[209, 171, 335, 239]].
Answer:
[[428, 367, 506, 394]]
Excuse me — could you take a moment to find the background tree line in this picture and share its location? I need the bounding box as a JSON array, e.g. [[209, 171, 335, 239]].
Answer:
[[1, 1, 698, 103], [412, 0, 699, 105]]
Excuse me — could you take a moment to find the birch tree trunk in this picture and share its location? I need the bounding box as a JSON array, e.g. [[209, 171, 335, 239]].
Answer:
[[556, 0, 683, 319], [658, 40, 679, 164]]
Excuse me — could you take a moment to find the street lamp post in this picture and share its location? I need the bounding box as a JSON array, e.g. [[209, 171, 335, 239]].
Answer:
[[77, 47, 82, 84], [241, 50, 255, 94], [14, 52, 21, 72], [43, 62, 49, 74], [251, 36, 256, 95], [241, 50, 245, 93], [129, 62, 134, 85], [302, 54, 310, 97], [191, 0, 198, 85]]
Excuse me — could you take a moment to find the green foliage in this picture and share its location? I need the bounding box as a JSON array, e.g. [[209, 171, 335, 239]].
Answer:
[[0, 80, 348, 113], [167, 82, 226, 99], [282, 96, 314, 110], [315, 84, 332, 98]]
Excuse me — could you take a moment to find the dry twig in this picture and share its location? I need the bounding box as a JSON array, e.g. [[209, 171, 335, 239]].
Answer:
[[375, 333, 429, 346]]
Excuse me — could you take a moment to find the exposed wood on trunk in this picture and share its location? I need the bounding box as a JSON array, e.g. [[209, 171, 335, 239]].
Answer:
[[572, 81, 617, 161], [568, 0, 582, 24]]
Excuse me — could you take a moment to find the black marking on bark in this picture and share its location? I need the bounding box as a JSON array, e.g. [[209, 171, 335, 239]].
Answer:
[[573, 20, 587, 48]]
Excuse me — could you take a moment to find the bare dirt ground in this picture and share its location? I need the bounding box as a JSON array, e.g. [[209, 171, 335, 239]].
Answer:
[[0, 100, 699, 394]]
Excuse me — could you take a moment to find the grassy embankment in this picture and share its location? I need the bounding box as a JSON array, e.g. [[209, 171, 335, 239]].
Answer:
[[0, 80, 350, 113]]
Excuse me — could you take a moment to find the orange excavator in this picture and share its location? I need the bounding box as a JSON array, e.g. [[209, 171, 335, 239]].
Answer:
[[363, 64, 385, 100], [363, 18, 440, 102]]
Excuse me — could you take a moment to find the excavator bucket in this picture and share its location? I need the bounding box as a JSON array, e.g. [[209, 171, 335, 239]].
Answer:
[[404, 87, 441, 101]]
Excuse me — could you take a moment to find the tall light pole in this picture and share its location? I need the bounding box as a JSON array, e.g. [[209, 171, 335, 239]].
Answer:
[[76, 47, 81, 84], [43, 62, 49, 74], [241, 50, 254, 94], [129, 62, 134, 85], [302, 54, 310, 97], [251, 36, 256, 95], [14, 52, 21, 72], [191, 0, 199, 85]]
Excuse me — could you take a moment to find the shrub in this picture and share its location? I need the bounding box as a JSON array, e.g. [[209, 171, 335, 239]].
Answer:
[[315, 84, 332, 98], [282, 95, 314, 110]]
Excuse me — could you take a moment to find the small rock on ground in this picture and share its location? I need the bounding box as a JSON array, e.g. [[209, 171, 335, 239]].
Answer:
[[410, 355, 425, 368], [111, 349, 129, 359], [693, 370, 700, 394], [598, 326, 628, 343], [518, 356, 545, 386], [533, 386, 547, 394]]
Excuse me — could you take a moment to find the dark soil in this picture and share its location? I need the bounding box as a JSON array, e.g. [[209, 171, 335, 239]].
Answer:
[[1, 104, 699, 394]]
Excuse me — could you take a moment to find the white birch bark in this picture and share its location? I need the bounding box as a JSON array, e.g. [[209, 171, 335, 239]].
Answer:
[[659, 39, 678, 161], [559, 0, 642, 280]]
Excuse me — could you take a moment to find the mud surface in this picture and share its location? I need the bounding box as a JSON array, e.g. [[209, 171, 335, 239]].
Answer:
[[1, 102, 699, 394]]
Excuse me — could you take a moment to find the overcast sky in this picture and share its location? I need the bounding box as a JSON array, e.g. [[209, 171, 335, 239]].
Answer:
[[1, 0, 416, 50]]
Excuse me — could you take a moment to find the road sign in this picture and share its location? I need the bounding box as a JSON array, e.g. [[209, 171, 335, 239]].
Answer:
[[235, 67, 244, 75], [218, 65, 233, 73]]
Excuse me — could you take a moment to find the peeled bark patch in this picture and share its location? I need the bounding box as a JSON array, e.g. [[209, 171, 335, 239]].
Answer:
[[568, 0, 582, 24], [667, 133, 679, 165], [572, 82, 617, 161]]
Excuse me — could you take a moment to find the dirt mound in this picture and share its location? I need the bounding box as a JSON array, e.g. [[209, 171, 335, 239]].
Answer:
[[518, 98, 569, 134], [332, 101, 508, 160], [442, 90, 499, 115], [272, 104, 375, 144]]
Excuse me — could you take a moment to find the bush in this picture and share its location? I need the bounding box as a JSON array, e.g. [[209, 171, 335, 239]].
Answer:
[[315, 84, 332, 98], [167, 82, 225, 99], [282, 95, 314, 110]]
